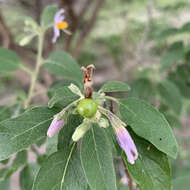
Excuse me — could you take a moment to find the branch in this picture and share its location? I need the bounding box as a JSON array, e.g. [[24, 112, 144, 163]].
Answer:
[[122, 159, 134, 190], [0, 12, 12, 48], [63, 0, 78, 51], [72, 0, 104, 58], [34, 0, 42, 24]]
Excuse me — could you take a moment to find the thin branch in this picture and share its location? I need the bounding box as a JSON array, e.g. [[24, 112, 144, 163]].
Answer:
[[30, 145, 40, 156], [122, 159, 134, 190], [0, 12, 12, 48], [72, 0, 104, 58], [34, 0, 42, 24]]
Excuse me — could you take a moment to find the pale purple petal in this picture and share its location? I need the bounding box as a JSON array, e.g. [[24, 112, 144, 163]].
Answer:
[[47, 115, 64, 137], [116, 127, 138, 164], [54, 9, 65, 22], [52, 9, 65, 43], [52, 25, 60, 43]]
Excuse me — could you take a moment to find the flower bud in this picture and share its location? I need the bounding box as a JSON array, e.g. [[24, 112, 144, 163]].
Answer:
[[72, 123, 90, 142], [47, 115, 64, 137]]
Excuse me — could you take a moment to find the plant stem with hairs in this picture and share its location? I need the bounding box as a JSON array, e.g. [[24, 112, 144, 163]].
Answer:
[[24, 28, 44, 109]]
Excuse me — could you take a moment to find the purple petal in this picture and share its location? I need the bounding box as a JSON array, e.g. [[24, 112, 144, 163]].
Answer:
[[47, 115, 64, 137], [52, 9, 65, 43], [115, 127, 138, 164], [54, 9, 65, 22], [52, 25, 60, 43]]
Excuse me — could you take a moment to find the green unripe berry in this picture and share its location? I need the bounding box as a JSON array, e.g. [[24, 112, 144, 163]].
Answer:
[[77, 98, 98, 118]]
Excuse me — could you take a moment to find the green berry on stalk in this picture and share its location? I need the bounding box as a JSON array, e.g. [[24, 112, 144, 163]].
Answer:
[[77, 98, 98, 118]]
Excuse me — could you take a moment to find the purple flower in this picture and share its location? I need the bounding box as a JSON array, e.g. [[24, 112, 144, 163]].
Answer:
[[52, 9, 68, 43], [47, 114, 64, 137], [115, 127, 138, 164]]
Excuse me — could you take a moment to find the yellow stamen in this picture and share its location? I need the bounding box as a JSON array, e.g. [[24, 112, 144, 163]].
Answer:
[[56, 21, 68, 30]]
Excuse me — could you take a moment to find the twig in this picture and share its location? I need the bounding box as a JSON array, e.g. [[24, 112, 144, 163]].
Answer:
[[0, 12, 12, 48], [35, 0, 42, 24], [72, 0, 104, 58], [31, 145, 40, 156], [122, 159, 134, 190], [64, 0, 93, 51]]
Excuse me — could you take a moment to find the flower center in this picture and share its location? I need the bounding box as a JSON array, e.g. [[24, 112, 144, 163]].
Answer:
[[56, 21, 68, 30]]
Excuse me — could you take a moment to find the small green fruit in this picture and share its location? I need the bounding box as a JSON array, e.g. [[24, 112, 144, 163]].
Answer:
[[77, 98, 98, 118]]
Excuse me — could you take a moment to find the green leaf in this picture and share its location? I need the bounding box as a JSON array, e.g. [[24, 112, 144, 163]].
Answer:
[[123, 129, 172, 190], [48, 86, 80, 108], [128, 78, 155, 100], [58, 115, 82, 150], [158, 28, 179, 40], [119, 98, 179, 158], [46, 134, 58, 156], [20, 163, 39, 190], [160, 41, 184, 70], [0, 168, 9, 182], [0, 150, 27, 181], [48, 79, 81, 99], [0, 48, 21, 72], [172, 79, 190, 98], [0, 107, 11, 122], [81, 126, 117, 190], [4, 150, 27, 179], [0, 106, 58, 161], [0, 158, 9, 165], [173, 176, 190, 190], [32, 144, 88, 190], [41, 5, 58, 27], [180, 22, 190, 33], [99, 81, 130, 93], [0, 178, 10, 190], [157, 80, 182, 114], [43, 51, 82, 86]]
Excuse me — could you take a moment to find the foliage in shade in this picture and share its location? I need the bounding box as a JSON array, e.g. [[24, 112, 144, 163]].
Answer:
[[0, 150, 27, 182], [157, 79, 182, 114], [46, 134, 58, 156], [20, 164, 40, 190], [119, 98, 179, 158], [48, 86, 80, 108], [43, 51, 83, 86], [80, 126, 117, 190], [0, 179, 10, 190], [164, 113, 183, 129], [99, 81, 130, 93], [32, 145, 88, 190], [0, 48, 21, 72], [128, 78, 155, 100], [123, 129, 172, 190], [160, 41, 184, 70], [58, 115, 83, 150], [173, 175, 190, 190], [41, 5, 58, 27], [0, 107, 58, 161], [0, 107, 11, 122]]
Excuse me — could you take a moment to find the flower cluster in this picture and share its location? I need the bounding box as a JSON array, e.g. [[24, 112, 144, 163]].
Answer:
[[47, 83, 138, 164]]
